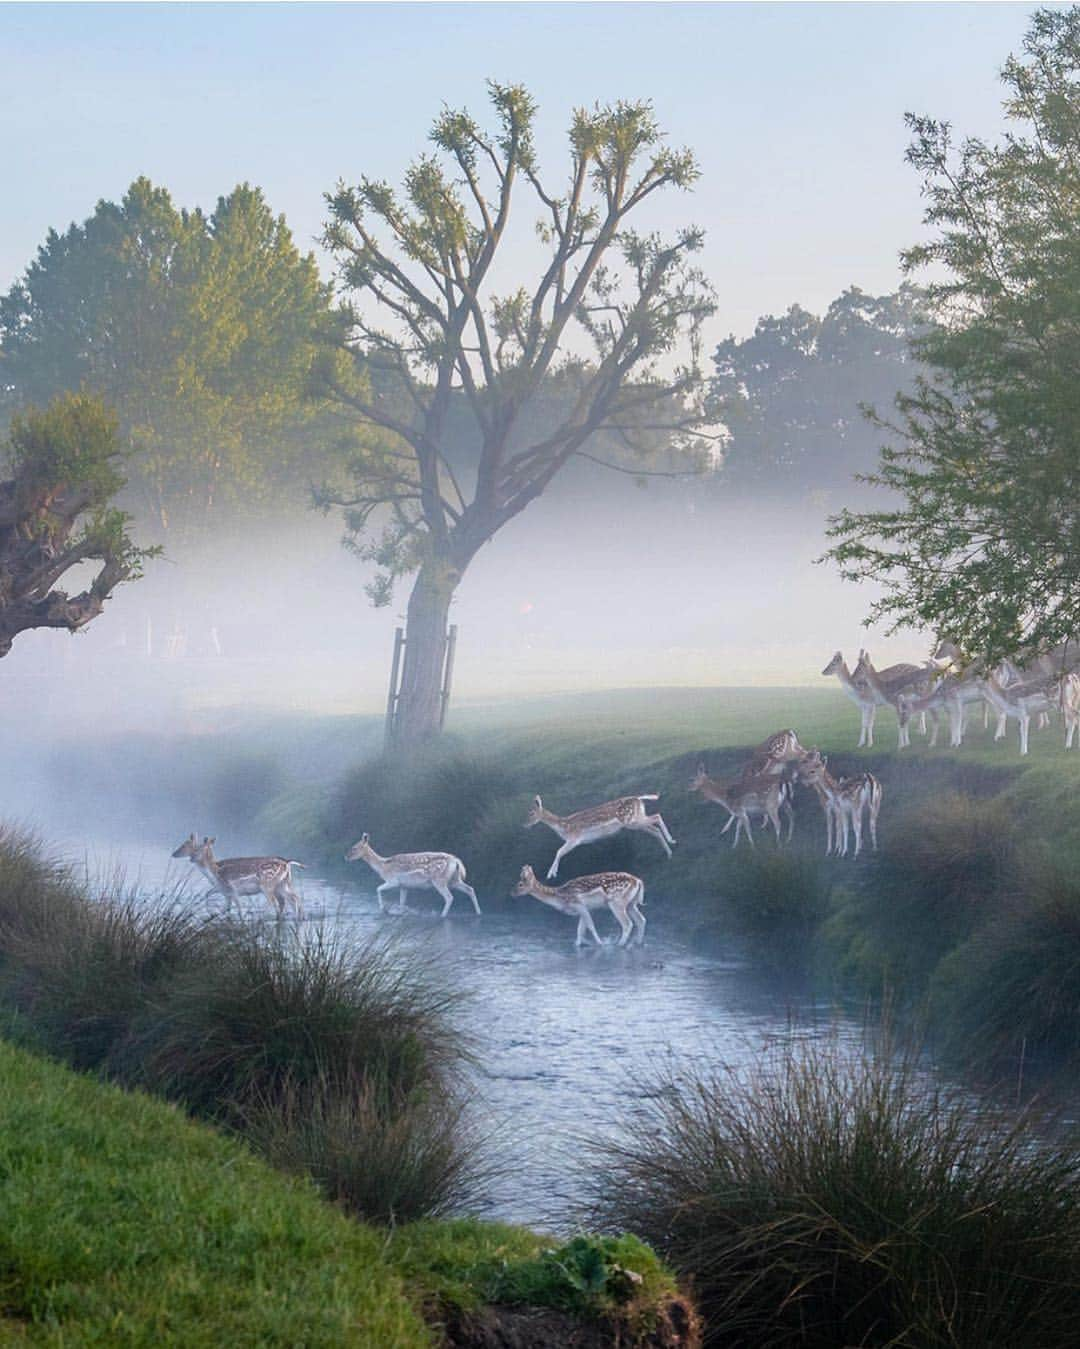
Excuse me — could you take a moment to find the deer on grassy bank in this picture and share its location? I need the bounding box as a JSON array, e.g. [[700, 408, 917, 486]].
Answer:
[[852, 650, 941, 749], [344, 834, 481, 917], [689, 764, 790, 849], [822, 652, 879, 747], [796, 751, 882, 858], [524, 794, 675, 879], [511, 864, 646, 947], [982, 674, 1056, 756], [171, 834, 305, 918], [1062, 672, 1080, 749]]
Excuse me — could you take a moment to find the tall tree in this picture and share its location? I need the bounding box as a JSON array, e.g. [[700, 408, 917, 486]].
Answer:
[[318, 83, 715, 746], [0, 394, 153, 657], [710, 286, 924, 499], [826, 9, 1080, 660], [0, 179, 331, 534]]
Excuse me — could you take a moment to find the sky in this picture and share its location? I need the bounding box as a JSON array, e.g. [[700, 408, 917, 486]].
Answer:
[[2, 1, 1036, 343]]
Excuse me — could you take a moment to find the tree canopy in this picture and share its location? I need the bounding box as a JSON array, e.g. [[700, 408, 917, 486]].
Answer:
[[0, 178, 331, 534], [710, 286, 924, 499], [0, 393, 154, 657], [826, 8, 1080, 659], [318, 82, 716, 742]]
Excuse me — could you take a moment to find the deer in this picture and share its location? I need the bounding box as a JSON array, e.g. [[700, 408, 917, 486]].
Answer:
[[796, 750, 882, 858], [851, 650, 941, 749], [344, 834, 481, 917], [524, 794, 675, 879], [822, 651, 879, 747], [171, 834, 304, 918], [511, 864, 645, 947], [688, 764, 789, 848], [737, 729, 809, 837], [1061, 671, 1080, 749], [982, 673, 1057, 755]]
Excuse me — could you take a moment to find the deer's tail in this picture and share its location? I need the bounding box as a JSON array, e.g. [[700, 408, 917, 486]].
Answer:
[[286, 860, 307, 869], [638, 794, 660, 801]]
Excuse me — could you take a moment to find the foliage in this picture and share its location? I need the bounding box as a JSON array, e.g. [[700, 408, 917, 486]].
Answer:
[[0, 392, 154, 657], [0, 177, 332, 533], [711, 285, 924, 497], [318, 83, 716, 741], [586, 1037, 1080, 1347], [827, 9, 1080, 660]]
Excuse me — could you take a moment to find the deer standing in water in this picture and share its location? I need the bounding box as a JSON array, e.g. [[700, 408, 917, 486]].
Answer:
[[171, 834, 305, 918], [511, 864, 645, 947], [796, 750, 882, 857], [345, 834, 481, 917], [524, 794, 675, 879]]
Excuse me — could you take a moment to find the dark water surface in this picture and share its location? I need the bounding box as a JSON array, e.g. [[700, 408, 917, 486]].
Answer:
[[71, 838, 861, 1228]]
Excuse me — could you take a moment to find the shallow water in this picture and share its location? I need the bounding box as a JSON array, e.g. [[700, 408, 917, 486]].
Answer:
[[69, 838, 862, 1228]]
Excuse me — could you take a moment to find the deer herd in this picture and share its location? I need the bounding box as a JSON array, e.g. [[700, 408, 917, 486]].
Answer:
[[170, 640, 1078, 947]]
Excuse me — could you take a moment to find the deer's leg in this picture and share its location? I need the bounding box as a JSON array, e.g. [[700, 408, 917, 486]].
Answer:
[[261, 880, 285, 921], [611, 902, 634, 948], [630, 901, 646, 945], [575, 905, 603, 947], [866, 706, 876, 748], [547, 838, 579, 879], [850, 806, 863, 858], [783, 798, 795, 842], [768, 805, 782, 844], [375, 881, 396, 913], [741, 814, 754, 849], [1019, 713, 1030, 756], [869, 791, 881, 851], [857, 707, 868, 748], [637, 818, 673, 858], [653, 812, 677, 846], [434, 880, 455, 918], [994, 711, 1007, 741], [280, 881, 303, 919], [453, 880, 482, 915]]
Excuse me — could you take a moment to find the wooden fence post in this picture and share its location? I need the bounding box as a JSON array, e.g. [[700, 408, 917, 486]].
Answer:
[[439, 624, 458, 731], [384, 626, 405, 750]]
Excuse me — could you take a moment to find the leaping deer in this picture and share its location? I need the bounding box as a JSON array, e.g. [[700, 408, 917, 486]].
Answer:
[[344, 834, 481, 917], [171, 834, 305, 918], [511, 864, 645, 947], [688, 765, 790, 848], [524, 794, 675, 879]]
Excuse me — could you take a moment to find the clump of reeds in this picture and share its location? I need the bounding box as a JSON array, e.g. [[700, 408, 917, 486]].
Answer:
[[0, 829, 484, 1224], [586, 1035, 1080, 1347]]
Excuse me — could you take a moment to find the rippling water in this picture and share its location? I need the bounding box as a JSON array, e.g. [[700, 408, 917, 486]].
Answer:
[[72, 839, 864, 1228]]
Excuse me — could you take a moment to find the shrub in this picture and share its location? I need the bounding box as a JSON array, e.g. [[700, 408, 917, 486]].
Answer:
[[242, 1068, 486, 1225], [716, 850, 832, 967], [126, 925, 466, 1120], [586, 1036, 1080, 1347]]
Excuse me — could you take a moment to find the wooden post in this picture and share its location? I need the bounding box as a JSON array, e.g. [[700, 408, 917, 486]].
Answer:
[[384, 626, 405, 749], [439, 624, 458, 730]]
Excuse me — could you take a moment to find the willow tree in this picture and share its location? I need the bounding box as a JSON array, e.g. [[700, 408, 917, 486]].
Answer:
[[318, 84, 715, 746], [0, 394, 153, 657]]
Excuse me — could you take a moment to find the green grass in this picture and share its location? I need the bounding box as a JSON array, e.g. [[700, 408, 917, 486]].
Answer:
[[0, 1038, 432, 1347], [0, 1040, 688, 1346]]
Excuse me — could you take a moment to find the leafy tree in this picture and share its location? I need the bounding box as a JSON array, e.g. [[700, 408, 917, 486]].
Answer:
[[0, 178, 331, 534], [710, 286, 925, 499], [0, 393, 154, 657], [318, 83, 716, 746], [826, 9, 1080, 659]]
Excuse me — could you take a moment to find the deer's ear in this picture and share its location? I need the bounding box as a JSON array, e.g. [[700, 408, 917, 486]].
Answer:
[[533, 795, 542, 808], [189, 832, 197, 842], [697, 762, 705, 775], [208, 837, 216, 846], [361, 832, 369, 844]]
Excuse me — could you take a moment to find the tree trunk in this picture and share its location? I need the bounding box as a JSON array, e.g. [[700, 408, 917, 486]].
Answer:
[[393, 557, 461, 751]]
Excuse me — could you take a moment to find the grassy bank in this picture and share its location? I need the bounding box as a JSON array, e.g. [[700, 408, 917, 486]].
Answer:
[[0, 1037, 691, 1347]]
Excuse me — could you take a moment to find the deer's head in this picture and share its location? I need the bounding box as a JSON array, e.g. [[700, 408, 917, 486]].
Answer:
[[345, 833, 373, 863], [172, 832, 199, 860], [523, 796, 545, 829], [688, 763, 709, 794], [822, 651, 844, 677], [512, 865, 538, 897], [797, 749, 827, 786], [852, 650, 873, 681]]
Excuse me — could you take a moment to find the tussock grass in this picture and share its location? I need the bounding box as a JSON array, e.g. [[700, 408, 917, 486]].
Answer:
[[0, 828, 482, 1227], [586, 1036, 1080, 1348]]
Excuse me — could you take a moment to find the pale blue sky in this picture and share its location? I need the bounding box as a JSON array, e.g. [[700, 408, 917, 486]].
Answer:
[[3, 2, 1035, 340]]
